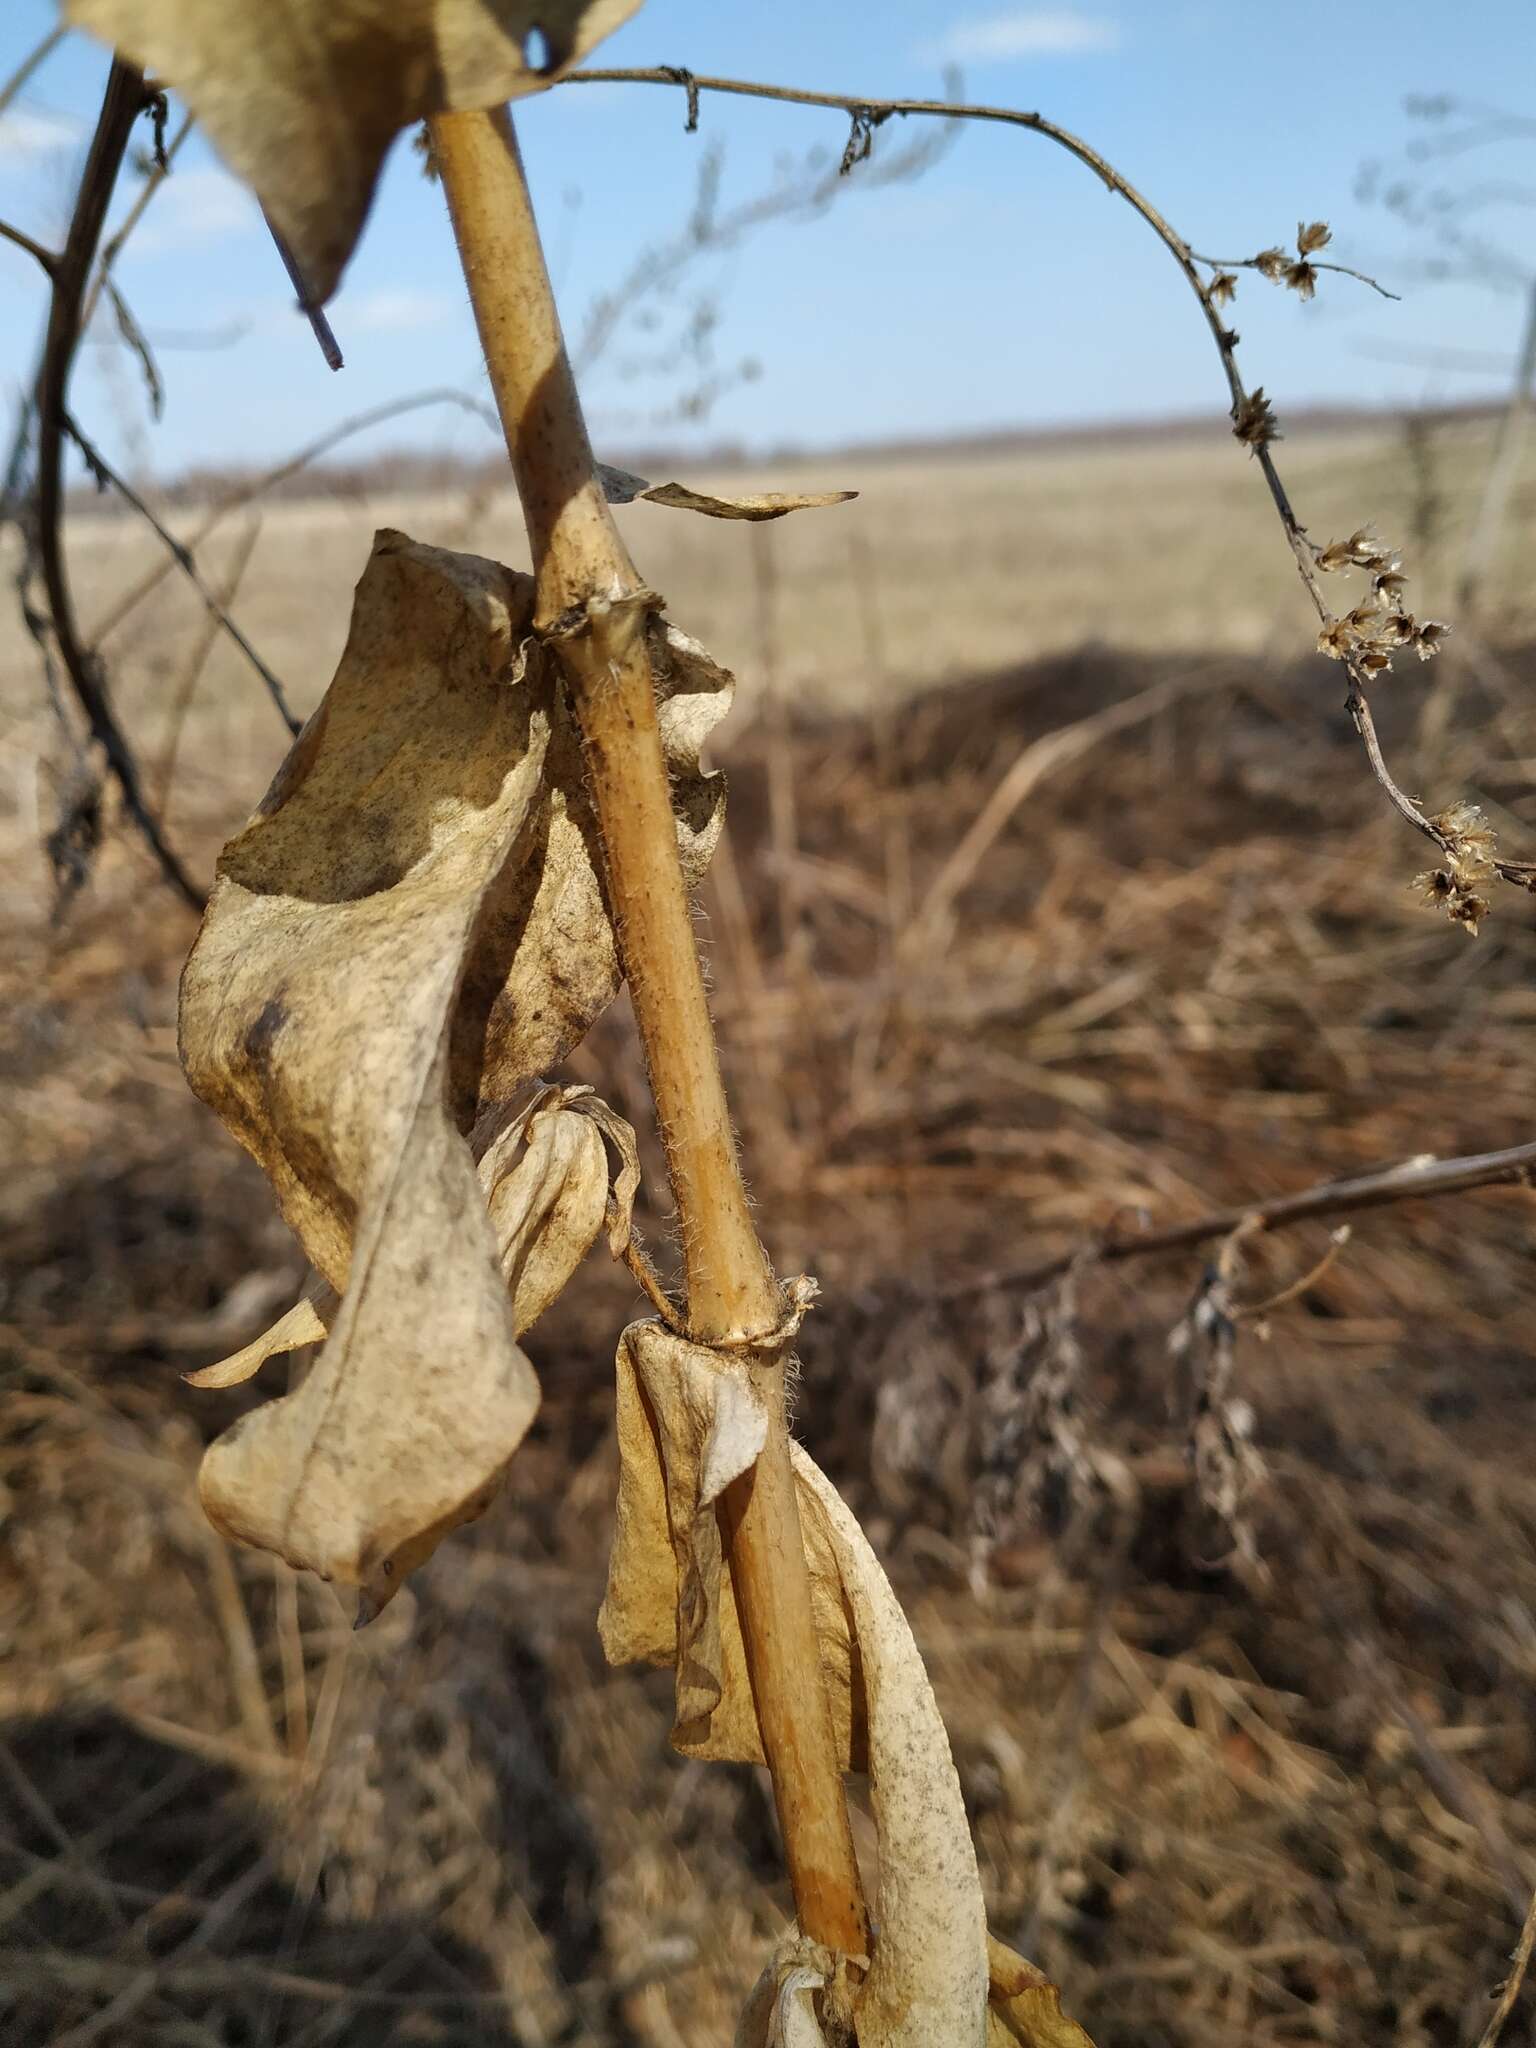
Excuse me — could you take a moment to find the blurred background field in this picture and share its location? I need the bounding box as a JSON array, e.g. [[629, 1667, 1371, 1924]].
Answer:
[[4, 402, 1536, 2047]]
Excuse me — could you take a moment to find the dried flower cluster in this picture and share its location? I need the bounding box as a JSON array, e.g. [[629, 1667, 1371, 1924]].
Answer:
[[1213, 220, 1334, 306], [1312, 526, 1450, 674], [1232, 387, 1280, 451], [1412, 800, 1499, 935]]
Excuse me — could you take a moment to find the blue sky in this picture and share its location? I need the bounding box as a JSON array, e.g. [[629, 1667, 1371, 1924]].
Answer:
[[3, 2, 1534, 477]]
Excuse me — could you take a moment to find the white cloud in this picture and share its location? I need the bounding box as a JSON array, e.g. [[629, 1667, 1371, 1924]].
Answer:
[[919, 9, 1120, 63], [0, 107, 83, 160], [342, 287, 453, 334]]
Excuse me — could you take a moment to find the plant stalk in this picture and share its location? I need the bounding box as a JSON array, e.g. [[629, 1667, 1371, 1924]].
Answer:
[[428, 103, 869, 1959]]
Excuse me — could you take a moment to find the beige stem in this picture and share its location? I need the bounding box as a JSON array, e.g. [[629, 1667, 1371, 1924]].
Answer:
[[428, 103, 869, 1960]]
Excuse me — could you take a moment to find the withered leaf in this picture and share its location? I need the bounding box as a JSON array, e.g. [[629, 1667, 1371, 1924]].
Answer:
[[188, 1086, 632, 1390], [183, 1279, 333, 1390], [180, 533, 726, 1610], [65, 0, 643, 303], [735, 1940, 842, 2048], [986, 1936, 1097, 2048], [597, 462, 857, 522], [600, 1321, 989, 2044]]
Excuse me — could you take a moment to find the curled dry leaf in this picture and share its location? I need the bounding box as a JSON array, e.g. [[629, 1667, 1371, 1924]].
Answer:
[[183, 1278, 333, 1391], [179, 532, 728, 1611], [597, 462, 857, 522], [600, 1321, 990, 2044], [188, 1086, 635, 1394], [735, 1938, 844, 2048], [986, 1935, 1097, 2048], [65, 0, 643, 303]]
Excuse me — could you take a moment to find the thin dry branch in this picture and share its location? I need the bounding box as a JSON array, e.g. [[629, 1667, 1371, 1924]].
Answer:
[[960, 1139, 1536, 1298], [1189, 244, 1400, 298], [63, 413, 297, 734], [29, 57, 201, 909], [567, 66, 1528, 909], [86, 388, 502, 645], [0, 219, 56, 275], [80, 110, 193, 333], [1477, 1882, 1536, 2048], [261, 205, 344, 371], [0, 24, 66, 120]]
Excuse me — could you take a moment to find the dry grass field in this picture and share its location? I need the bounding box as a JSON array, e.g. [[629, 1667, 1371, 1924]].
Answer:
[[3, 410, 1536, 2047]]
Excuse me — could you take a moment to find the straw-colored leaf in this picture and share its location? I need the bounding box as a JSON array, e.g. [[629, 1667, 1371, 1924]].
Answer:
[[597, 462, 857, 521], [66, 0, 643, 302], [986, 1936, 1097, 2048], [735, 1939, 840, 2048], [183, 1279, 334, 1390], [600, 1320, 990, 2044], [179, 533, 723, 1612], [185, 1086, 632, 1390]]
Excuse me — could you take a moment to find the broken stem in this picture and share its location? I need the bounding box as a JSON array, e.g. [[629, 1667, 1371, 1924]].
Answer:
[[428, 102, 869, 1960]]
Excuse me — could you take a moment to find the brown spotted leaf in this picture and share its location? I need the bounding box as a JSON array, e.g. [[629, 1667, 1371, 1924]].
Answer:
[[179, 533, 725, 1611], [66, 0, 643, 302]]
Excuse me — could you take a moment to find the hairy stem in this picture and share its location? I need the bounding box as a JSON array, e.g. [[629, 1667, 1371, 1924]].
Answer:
[[427, 102, 869, 1959]]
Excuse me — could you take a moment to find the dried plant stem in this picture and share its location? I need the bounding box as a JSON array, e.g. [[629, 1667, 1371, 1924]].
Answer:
[[570, 66, 1522, 900], [0, 25, 64, 119], [968, 1137, 1536, 1297], [1477, 1881, 1536, 2048], [31, 57, 201, 910], [1459, 275, 1536, 617], [428, 103, 869, 1960]]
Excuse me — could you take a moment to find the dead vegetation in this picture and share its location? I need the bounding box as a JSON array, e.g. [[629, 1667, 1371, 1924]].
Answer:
[[4, 566, 1536, 2040]]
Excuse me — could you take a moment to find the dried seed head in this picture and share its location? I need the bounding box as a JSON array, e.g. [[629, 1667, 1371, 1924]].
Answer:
[[1253, 246, 1289, 280], [1316, 527, 1397, 573], [1285, 259, 1318, 300], [1209, 269, 1238, 306], [1432, 800, 1496, 876], [1297, 220, 1332, 254], [1412, 618, 1451, 659], [1233, 388, 1280, 451]]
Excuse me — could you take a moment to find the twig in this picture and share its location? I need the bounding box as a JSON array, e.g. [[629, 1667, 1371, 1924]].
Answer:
[[1458, 274, 1536, 615], [0, 24, 65, 120], [1236, 1226, 1350, 1320], [86, 387, 501, 645], [1348, 686, 1536, 889], [1477, 1882, 1536, 2048], [959, 1139, 1536, 1298], [63, 413, 297, 733], [30, 57, 202, 909], [1189, 247, 1400, 298], [566, 67, 1524, 902], [154, 517, 261, 809], [428, 100, 870, 1961], [102, 278, 162, 417], [0, 219, 56, 275], [80, 111, 193, 333], [571, 105, 957, 379], [261, 205, 344, 370]]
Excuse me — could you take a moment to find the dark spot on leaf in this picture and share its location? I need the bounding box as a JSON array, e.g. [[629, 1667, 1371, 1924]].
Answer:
[[242, 997, 287, 1070]]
